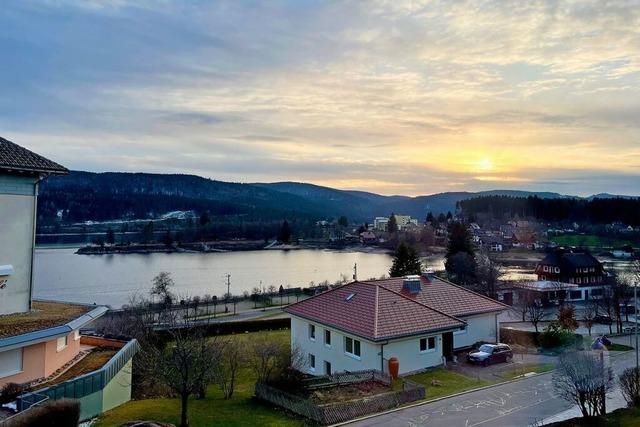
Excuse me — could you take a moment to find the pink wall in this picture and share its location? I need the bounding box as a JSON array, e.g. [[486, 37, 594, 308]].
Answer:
[[0, 330, 81, 387]]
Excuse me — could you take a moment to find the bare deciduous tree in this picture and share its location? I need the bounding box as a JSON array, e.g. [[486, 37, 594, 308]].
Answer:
[[475, 251, 502, 298], [553, 351, 614, 418], [150, 319, 222, 427], [526, 302, 546, 333], [249, 332, 288, 383], [216, 339, 244, 399], [619, 367, 640, 407], [582, 301, 598, 336]]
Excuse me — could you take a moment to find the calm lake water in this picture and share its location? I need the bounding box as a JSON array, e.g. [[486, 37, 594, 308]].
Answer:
[[33, 248, 632, 308], [34, 248, 395, 307]]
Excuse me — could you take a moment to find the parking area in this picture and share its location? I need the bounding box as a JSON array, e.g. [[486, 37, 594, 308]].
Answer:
[[450, 350, 558, 381]]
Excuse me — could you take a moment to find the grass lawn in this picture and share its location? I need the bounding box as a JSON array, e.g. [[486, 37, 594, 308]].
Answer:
[[548, 406, 640, 426], [550, 234, 634, 249], [95, 329, 305, 427], [500, 363, 555, 380], [606, 343, 634, 352], [407, 368, 492, 401]]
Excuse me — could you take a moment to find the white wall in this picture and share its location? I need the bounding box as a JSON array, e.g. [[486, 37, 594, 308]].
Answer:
[[290, 316, 380, 375], [454, 313, 498, 349], [290, 316, 446, 375], [0, 176, 38, 315], [384, 334, 444, 375]]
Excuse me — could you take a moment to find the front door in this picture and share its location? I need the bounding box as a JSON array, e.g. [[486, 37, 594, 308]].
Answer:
[[442, 332, 454, 361], [584, 289, 589, 300]]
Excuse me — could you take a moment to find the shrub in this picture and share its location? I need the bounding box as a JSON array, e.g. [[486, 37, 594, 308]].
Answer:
[[5, 399, 80, 427], [619, 367, 640, 407], [538, 323, 581, 349], [0, 382, 25, 405]]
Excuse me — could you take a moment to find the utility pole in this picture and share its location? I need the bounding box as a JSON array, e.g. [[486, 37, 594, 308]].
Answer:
[[353, 263, 358, 282], [635, 281, 638, 370], [225, 274, 231, 313]]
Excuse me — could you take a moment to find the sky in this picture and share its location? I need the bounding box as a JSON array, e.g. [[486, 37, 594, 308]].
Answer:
[[1, 1, 639, 197]]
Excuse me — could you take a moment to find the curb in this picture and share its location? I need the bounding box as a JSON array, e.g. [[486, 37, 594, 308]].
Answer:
[[332, 349, 636, 427], [330, 369, 555, 427]]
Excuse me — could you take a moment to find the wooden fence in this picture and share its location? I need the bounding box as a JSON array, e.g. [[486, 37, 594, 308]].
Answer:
[[255, 370, 425, 425]]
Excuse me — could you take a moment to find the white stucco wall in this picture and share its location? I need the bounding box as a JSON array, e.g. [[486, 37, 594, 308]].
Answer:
[[384, 334, 444, 375], [0, 175, 38, 315], [290, 316, 380, 375], [290, 316, 446, 375], [454, 313, 498, 349]]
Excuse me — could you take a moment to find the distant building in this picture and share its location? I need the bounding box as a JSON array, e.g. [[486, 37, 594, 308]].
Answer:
[[359, 231, 378, 245], [534, 248, 606, 300], [373, 217, 389, 231]]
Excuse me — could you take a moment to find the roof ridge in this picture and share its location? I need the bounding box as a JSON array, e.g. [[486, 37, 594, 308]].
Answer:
[[432, 276, 510, 309], [284, 282, 353, 312], [373, 286, 379, 339], [378, 284, 466, 325]]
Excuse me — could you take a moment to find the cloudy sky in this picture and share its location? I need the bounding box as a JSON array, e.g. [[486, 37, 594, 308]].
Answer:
[[1, 1, 639, 196]]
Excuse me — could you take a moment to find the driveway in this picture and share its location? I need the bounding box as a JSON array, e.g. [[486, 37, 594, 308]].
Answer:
[[451, 351, 557, 381], [346, 349, 636, 427]]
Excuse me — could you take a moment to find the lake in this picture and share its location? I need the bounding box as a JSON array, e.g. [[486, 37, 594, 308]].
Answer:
[[34, 248, 395, 307]]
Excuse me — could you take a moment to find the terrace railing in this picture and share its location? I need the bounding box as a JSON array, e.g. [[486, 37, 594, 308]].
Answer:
[[17, 339, 139, 412]]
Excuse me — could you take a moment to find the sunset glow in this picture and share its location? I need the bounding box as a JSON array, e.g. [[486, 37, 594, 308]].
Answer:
[[1, 1, 639, 196]]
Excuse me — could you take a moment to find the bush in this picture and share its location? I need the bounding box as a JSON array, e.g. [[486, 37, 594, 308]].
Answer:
[[619, 367, 640, 407], [538, 323, 581, 350], [0, 382, 25, 405], [5, 399, 80, 427]]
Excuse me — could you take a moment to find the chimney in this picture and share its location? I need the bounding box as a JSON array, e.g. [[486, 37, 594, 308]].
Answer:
[[402, 275, 421, 294], [422, 268, 435, 282]]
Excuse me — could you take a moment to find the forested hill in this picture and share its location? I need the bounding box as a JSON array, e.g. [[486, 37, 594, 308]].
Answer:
[[36, 170, 610, 225], [459, 195, 640, 225]]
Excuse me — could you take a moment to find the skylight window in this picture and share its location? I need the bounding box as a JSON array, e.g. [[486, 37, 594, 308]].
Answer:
[[345, 293, 356, 301]]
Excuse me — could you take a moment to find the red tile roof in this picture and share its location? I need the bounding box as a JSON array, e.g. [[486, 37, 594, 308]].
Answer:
[[367, 275, 508, 317], [285, 281, 465, 342], [285, 275, 507, 342]]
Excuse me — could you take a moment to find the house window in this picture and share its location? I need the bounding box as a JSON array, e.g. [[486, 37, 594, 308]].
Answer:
[[554, 267, 560, 273], [324, 329, 331, 346], [309, 324, 316, 340], [345, 337, 361, 358], [540, 276, 546, 281], [309, 354, 316, 371], [453, 325, 467, 336], [325, 361, 332, 375], [56, 336, 68, 352], [0, 348, 23, 378], [576, 277, 581, 284], [569, 290, 582, 300], [419, 336, 436, 352], [543, 265, 549, 272]]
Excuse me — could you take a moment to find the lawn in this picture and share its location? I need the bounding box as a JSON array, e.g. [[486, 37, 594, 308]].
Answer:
[[95, 329, 305, 427], [500, 363, 555, 380], [550, 234, 634, 249], [606, 343, 634, 352], [548, 406, 640, 426], [406, 368, 492, 401]]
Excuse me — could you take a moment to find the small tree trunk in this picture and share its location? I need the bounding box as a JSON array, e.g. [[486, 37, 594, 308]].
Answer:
[[180, 392, 189, 427]]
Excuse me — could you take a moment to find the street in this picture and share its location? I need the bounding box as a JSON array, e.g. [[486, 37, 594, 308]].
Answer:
[[347, 344, 637, 427]]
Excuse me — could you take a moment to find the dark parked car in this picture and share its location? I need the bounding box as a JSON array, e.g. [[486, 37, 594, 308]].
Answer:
[[467, 344, 513, 366], [594, 314, 613, 325]]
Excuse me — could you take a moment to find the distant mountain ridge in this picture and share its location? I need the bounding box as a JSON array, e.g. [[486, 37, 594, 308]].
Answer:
[[37, 171, 634, 224]]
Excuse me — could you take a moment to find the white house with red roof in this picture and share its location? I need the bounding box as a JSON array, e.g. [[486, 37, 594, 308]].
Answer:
[[285, 272, 507, 376]]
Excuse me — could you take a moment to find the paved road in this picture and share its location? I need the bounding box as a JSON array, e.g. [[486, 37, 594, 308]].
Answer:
[[348, 349, 637, 427]]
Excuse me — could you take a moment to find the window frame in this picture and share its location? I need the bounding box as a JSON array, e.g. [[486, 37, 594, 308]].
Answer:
[[56, 335, 68, 352], [308, 324, 316, 341], [324, 329, 331, 347], [344, 336, 361, 359], [309, 353, 316, 371], [419, 336, 437, 353], [0, 348, 24, 378]]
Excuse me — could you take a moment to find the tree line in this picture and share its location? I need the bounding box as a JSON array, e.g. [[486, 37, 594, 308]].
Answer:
[[459, 195, 640, 225]]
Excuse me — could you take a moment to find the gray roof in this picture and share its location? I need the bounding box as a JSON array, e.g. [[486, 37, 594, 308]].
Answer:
[[0, 136, 68, 175], [0, 306, 108, 352]]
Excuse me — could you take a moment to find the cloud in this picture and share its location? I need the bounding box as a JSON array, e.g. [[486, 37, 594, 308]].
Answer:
[[0, 0, 639, 196]]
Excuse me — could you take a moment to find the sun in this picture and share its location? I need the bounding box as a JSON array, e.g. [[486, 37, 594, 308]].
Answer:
[[476, 157, 494, 172]]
